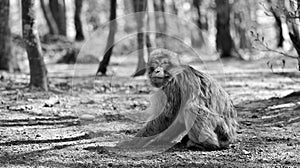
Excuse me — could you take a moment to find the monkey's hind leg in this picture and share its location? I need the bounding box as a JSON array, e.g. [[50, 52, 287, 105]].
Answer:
[[183, 106, 222, 151]]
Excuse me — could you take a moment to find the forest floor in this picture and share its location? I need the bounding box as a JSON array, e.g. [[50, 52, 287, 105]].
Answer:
[[0, 56, 300, 168]]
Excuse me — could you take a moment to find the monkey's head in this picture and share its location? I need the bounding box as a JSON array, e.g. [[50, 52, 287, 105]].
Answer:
[[147, 49, 183, 88]]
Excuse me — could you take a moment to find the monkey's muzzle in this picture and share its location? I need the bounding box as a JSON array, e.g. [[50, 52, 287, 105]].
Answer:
[[152, 77, 164, 83]]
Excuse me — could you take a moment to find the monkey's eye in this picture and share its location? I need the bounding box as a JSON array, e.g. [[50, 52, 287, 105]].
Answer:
[[149, 67, 155, 72], [160, 58, 169, 66], [161, 62, 169, 66]]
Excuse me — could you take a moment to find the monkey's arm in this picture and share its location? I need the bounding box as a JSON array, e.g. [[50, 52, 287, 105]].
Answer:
[[136, 78, 181, 137], [117, 102, 181, 148], [117, 78, 182, 148], [143, 114, 186, 147]]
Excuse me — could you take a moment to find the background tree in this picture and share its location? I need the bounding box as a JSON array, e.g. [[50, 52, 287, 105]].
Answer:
[[40, 0, 59, 35], [215, 0, 234, 58], [232, 0, 251, 50], [146, 0, 156, 50], [132, 0, 147, 77], [22, 0, 48, 90], [74, 0, 85, 41], [49, 0, 66, 36], [286, 0, 300, 70], [96, 0, 117, 75], [0, 0, 13, 72], [192, 0, 205, 47], [267, 0, 284, 48], [153, 0, 167, 37]]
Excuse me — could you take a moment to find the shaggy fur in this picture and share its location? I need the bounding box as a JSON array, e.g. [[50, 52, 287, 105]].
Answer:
[[135, 49, 238, 150]]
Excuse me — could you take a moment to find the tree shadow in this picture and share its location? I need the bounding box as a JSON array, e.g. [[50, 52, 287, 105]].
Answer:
[[237, 91, 300, 127]]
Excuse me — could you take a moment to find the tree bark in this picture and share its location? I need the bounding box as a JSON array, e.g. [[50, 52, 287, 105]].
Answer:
[[215, 0, 234, 58], [286, 0, 300, 70], [266, 0, 284, 48], [40, 0, 59, 35], [0, 0, 13, 72], [22, 0, 48, 91], [96, 0, 117, 75], [49, 0, 66, 36], [289, 33, 300, 70], [232, 3, 251, 50], [192, 0, 204, 47], [74, 0, 84, 41], [273, 13, 284, 48], [132, 0, 147, 77], [269, 4, 284, 47], [147, 0, 156, 49], [153, 0, 167, 38]]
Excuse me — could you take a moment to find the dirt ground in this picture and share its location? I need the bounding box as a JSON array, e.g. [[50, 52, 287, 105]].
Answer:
[[0, 57, 300, 168]]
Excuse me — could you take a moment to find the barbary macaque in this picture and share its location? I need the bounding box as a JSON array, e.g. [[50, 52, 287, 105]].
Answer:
[[120, 49, 238, 151]]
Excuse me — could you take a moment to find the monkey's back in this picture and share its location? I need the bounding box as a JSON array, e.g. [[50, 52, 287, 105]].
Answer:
[[176, 66, 238, 147]]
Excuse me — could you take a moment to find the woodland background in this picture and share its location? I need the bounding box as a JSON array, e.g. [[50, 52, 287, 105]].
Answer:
[[0, 0, 299, 167]]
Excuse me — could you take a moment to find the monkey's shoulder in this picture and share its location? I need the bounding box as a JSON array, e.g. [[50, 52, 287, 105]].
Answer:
[[180, 65, 216, 83], [180, 65, 230, 97]]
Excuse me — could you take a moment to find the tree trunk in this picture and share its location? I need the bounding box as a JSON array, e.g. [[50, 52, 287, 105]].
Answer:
[[0, 0, 13, 72], [215, 0, 234, 58], [192, 0, 204, 47], [171, 1, 178, 15], [267, 0, 284, 48], [286, 0, 300, 70], [147, 0, 156, 49], [22, 0, 48, 91], [49, 0, 66, 36], [289, 33, 300, 70], [132, 0, 147, 77], [232, 5, 251, 50], [160, 0, 167, 33], [145, 9, 152, 55], [96, 0, 117, 75], [40, 0, 59, 35], [273, 13, 284, 48], [74, 0, 84, 41], [153, 0, 166, 38]]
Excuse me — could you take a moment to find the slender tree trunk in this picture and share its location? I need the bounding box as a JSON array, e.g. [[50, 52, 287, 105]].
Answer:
[[0, 0, 13, 72], [96, 0, 117, 75], [289, 33, 300, 70], [147, 0, 156, 49], [22, 0, 48, 90], [273, 14, 284, 47], [233, 2, 251, 50], [160, 0, 167, 33], [74, 0, 84, 41], [193, 0, 203, 29], [132, 0, 147, 77], [153, 0, 166, 38], [286, 0, 300, 70], [215, 0, 234, 58], [49, 0, 66, 36], [40, 0, 59, 35], [192, 0, 204, 47], [171, 1, 178, 15], [268, 0, 284, 48]]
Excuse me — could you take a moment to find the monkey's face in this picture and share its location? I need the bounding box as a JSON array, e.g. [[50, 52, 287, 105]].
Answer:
[[148, 56, 173, 88]]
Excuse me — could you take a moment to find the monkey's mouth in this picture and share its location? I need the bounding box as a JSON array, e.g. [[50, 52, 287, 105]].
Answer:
[[151, 75, 173, 88], [152, 77, 165, 83], [150, 77, 164, 87]]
